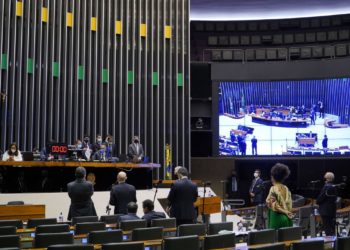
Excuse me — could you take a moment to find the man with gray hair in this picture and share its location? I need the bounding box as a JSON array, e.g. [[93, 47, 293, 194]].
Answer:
[[67, 167, 96, 220], [316, 172, 337, 236]]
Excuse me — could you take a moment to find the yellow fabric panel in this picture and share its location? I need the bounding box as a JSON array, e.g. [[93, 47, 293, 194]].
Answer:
[[91, 17, 97, 31], [16, 1, 23, 17], [140, 23, 147, 37], [66, 12, 73, 27], [165, 25, 172, 39], [42, 7, 48, 23], [115, 21, 122, 35]]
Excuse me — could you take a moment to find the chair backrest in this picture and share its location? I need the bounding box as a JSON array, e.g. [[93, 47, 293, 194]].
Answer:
[[101, 242, 144, 250], [75, 222, 106, 235], [72, 216, 99, 225], [27, 218, 57, 228], [248, 243, 286, 250], [100, 215, 122, 224], [290, 240, 324, 250], [203, 233, 235, 250], [132, 227, 163, 241], [36, 224, 70, 234], [34, 232, 74, 248], [48, 244, 94, 250], [336, 236, 350, 250], [208, 222, 233, 235], [151, 218, 176, 228], [277, 226, 302, 242], [248, 229, 276, 245], [178, 224, 206, 237], [7, 201, 24, 205], [0, 226, 17, 236], [0, 235, 20, 248], [163, 235, 200, 250], [88, 230, 123, 244], [119, 220, 147, 231], [0, 220, 23, 229]]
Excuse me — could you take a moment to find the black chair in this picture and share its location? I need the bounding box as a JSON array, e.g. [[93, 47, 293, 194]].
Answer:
[[72, 216, 99, 225], [36, 224, 70, 234], [151, 218, 176, 228], [203, 233, 235, 250], [100, 215, 122, 224], [248, 243, 285, 250], [101, 242, 144, 250], [248, 229, 276, 245], [7, 201, 24, 205], [336, 237, 350, 250], [75, 222, 106, 235], [295, 206, 312, 237], [48, 244, 94, 250], [290, 240, 324, 250], [0, 235, 20, 248], [27, 218, 57, 228], [35, 232, 74, 248], [208, 222, 233, 235], [132, 227, 163, 241], [277, 226, 302, 242], [0, 220, 23, 229], [0, 226, 17, 236], [178, 224, 206, 237], [163, 235, 200, 250], [88, 230, 123, 244], [119, 220, 147, 231]]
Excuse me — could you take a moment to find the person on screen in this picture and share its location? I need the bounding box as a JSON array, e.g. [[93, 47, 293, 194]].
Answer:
[[230, 131, 236, 143], [322, 135, 328, 150], [251, 136, 258, 155], [310, 109, 316, 125], [240, 140, 247, 156], [2, 143, 23, 161], [128, 135, 144, 162]]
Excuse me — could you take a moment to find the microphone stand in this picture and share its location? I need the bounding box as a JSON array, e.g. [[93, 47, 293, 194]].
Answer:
[[202, 182, 207, 224], [153, 180, 162, 203]]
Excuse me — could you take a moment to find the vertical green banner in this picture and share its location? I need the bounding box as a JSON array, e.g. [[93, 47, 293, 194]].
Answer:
[[27, 58, 34, 74], [128, 70, 134, 85], [177, 73, 183, 87], [102, 68, 109, 83], [1, 54, 8, 70], [152, 72, 159, 86], [53, 62, 60, 77], [78, 65, 84, 80]]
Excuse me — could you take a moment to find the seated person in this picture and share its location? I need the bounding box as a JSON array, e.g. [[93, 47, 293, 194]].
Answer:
[[141, 199, 166, 226], [92, 144, 107, 161], [2, 143, 23, 161], [128, 136, 144, 162], [119, 202, 141, 222]]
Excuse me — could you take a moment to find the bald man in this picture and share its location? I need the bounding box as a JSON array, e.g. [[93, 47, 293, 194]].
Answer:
[[109, 171, 137, 214], [316, 172, 337, 236]]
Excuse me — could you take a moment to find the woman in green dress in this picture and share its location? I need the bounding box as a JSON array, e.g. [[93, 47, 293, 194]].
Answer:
[[266, 163, 294, 229]]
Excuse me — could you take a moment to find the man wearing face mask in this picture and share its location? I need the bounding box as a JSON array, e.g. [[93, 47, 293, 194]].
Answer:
[[249, 169, 264, 205], [92, 134, 103, 153], [93, 144, 107, 161], [128, 136, 144, 163]]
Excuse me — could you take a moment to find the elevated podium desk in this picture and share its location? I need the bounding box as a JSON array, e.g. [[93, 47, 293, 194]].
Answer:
[[0, 204, 45, 220], [195, 196, 221, 215]]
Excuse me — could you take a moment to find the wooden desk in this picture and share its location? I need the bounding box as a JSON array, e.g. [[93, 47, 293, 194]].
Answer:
[[195, 196, 221, 215], [0, 204, 45, 220]]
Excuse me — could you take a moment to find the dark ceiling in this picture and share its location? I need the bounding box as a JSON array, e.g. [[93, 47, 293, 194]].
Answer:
[[191, 0, 350, 20]]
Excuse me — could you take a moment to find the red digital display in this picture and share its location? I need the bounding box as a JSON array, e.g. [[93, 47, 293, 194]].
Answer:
[[48, 143, 68, 155]]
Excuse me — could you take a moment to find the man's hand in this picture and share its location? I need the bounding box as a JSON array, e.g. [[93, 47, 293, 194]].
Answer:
[[250, 192, 255, 197]]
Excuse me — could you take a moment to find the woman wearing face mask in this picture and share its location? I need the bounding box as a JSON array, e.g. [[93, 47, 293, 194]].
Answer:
[[2, 143, 23, 161]]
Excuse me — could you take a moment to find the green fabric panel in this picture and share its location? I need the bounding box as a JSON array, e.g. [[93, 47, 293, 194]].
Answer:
[[102, 68, 109, 83], [1, 53, 8, 70], [78, 65, 84, 80], [177, 73, 183, 87], [128, 71, 134, 85], [152, 72, 159, 86], [27, 58, 34, 74], [53, 62, 60, 77]]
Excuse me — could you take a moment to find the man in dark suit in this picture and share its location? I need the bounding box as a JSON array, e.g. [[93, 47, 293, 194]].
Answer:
[[249, 169, 264, 206], [109, 171, 137, 214], [167, 167, 198, 225], [119, 202, 140, 222], [317, 172, 337, 236], [67, 167, 97, 220], [104, 134, 118, 159], [141, 199, 166, 226], [128, 136, 144, 162]]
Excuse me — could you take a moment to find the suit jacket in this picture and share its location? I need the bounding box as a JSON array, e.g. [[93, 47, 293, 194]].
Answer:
[[67, 178, 97, 220], [142, 211, 166, 226], [316, 183, 337, 217], [109, 182, 137, 214], [104, 143, 118, 158], [250, 177, 264, 204], [119, 213, 140, 222], [128, 143, 144, 159], [167, 178, 198, 221]]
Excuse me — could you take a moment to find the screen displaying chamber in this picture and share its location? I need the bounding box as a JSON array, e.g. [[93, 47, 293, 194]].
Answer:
[[218, 78, 350, 156]]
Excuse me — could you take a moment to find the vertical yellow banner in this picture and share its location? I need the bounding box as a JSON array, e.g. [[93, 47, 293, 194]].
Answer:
[[42, 7, 48, 23], [91, 17, 97, 31], [140, 23, 147, 37], [115, 21, 122, 35], [16, 1, 23, 17], [165, 25, 172, 39], [66, 12, 73, 27]]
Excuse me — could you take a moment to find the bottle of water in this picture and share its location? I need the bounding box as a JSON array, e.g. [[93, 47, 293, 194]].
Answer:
[[58, 212, 64, 223], [208, 190, 212, 197], [341, 229, 347, 237]]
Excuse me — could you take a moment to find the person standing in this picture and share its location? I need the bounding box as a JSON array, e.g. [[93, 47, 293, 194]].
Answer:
[[226, 170, 238, 200], [128, 136, 144, 162], [67, 167, 97, 220], [167, 167, 198, 225], [109, 171, 137, 214], [249, 169, 264, 205], [316, 172, 337, 236], [322, 135, 328, 150], [251, 136, 258, 155], [266, 163, 293, 229]]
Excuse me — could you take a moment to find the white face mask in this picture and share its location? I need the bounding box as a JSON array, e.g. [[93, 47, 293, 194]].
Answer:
[[254, 173, 259, 178], [11, 149, 16, 153]]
